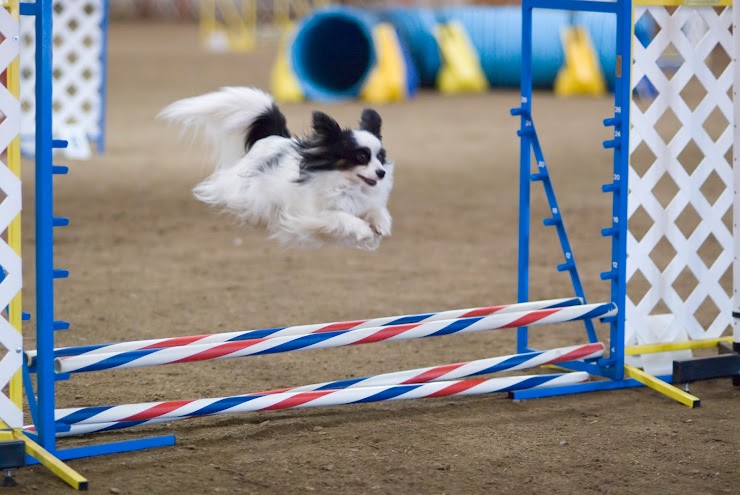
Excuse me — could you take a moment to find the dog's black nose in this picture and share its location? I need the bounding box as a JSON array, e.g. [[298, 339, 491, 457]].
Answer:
[[376, 169, 386, 179]]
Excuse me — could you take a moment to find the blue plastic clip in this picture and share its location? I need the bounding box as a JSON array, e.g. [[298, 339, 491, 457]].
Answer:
[[603, 117, 621, 127], [19, 2, 36, 15], [52, 165, 69, 175], [600, 270, 618, 281], [53, 321, 70, 331], [53, 269, 69, 279], [22, 312, 31, 321], [602, 139, 620, 149], [54, 372, 71, 381], [52, 217, 69, 227], [601, 182, 619, 193], [510, 107, 526, 117], [543, 217, 562, 227], [557, 261, 575, 272], [530, 173, 547, 182], [601, 227, 618, 237], [517, 128, 534, 137], [51, 139, 69, 149]]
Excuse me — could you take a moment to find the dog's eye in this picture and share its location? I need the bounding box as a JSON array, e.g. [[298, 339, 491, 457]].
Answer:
[[377, 149, 386, 163], [355, 149, 370, 163]]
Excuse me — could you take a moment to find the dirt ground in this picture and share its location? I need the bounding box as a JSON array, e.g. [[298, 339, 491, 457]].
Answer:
[[13, 22, 738, 494]]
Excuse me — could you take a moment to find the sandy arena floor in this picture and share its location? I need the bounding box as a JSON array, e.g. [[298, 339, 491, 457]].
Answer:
[[13, 22, 739, 494]]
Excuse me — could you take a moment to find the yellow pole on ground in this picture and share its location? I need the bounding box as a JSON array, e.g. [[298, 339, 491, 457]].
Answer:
[[625, 337, 733, 355], [624, 364, 701, 408]]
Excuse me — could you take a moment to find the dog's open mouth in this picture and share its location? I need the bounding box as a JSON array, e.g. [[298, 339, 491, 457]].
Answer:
[[358, 174, 377, 187]]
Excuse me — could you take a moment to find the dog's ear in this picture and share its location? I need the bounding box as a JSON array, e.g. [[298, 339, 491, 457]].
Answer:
[[311, 111, 343, 140], [359, 109, 382, 139]]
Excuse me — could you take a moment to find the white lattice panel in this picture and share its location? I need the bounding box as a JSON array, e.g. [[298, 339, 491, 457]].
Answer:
[[0, 4, 23, 429], [20, 0, 105, 154], [628, 4, 734, 344]]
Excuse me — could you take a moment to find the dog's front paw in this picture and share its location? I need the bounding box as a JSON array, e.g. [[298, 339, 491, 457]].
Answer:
[[366, 210, 392, 237], [370, 221, 391, 237], [351, 222, 376, 243], [345, 221, 384, 251], [358, 233, 382, 251]]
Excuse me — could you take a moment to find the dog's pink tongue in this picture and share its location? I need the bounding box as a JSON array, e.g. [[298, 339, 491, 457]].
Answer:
[[359, 175, 377, 186]]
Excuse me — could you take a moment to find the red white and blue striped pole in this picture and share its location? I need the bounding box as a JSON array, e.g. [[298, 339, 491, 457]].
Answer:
[[27, 297, 583, 367], [265, 342, 604, 393], [53, 372, 590, 429], [29, 342, 603, 437], [54, 302, 616, 373]]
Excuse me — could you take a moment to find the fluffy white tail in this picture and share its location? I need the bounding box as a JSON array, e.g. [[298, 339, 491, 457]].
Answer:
[[159, 87, 276, 170]]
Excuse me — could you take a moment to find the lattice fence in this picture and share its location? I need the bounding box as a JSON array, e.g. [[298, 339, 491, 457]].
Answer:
[[628, 4, 734, 345], [20, 0, 105, 156], [0, 2, 23, 429]]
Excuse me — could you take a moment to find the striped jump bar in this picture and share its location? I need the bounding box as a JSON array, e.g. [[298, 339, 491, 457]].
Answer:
[[27, 297, 582, 368], [54, 372, 591, 427], [54, 302, 615, 373], [30, 342, 604, 437]]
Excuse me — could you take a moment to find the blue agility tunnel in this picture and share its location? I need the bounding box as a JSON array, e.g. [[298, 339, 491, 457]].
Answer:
[[290, 7, 377, 101], [438, 6, 619, 89], [288, 6, 626, 99], [379, 7, 442, 88], [438, 6, 570, 88]]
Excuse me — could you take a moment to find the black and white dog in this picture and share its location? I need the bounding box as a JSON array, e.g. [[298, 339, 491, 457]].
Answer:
[[160, 87, 393, 250]]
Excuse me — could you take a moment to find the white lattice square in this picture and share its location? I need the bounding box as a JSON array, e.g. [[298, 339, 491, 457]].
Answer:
[[628, 5, 734, 344]]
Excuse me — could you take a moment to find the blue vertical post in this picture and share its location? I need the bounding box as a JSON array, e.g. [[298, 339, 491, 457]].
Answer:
[[597, 0, 630, 380], [97, 0, 109, 153], [516, 2, 534, 353], [609, 0, 631, 380], [34, 0, 57, 451]]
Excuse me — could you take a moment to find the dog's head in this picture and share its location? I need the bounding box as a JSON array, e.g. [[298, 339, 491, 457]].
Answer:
[[298, 109, 392, 188]]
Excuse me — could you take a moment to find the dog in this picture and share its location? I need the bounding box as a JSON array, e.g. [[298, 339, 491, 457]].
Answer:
[[159, 87, 393, 250]]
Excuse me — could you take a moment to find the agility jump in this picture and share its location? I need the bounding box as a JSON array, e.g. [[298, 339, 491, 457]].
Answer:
[[0, 0, 737, 491]]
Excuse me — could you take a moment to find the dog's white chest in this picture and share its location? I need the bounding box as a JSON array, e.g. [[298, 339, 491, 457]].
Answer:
[[328, 189, 373, 216]]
